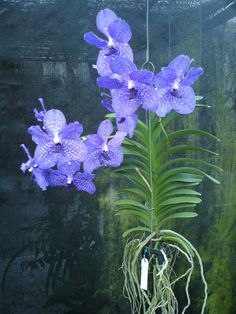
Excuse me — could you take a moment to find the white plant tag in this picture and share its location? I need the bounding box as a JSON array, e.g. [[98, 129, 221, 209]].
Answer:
[[140, 257, 149, 290]]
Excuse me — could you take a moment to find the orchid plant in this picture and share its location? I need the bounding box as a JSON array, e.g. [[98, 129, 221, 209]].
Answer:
[[20, 8, 220, 314]]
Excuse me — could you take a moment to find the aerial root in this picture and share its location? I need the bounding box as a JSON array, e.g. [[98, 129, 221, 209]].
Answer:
[[122, 231, 207, 314]]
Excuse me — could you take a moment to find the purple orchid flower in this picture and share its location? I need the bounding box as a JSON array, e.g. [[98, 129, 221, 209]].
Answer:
[[97, 57, 157, 117], [101, 93, 138, 138], [34, 98, 47, 122], [154, 55, 203, 117], [48, 160, 96, 194], [83, 119, 126, 173], [28, 109, 87, 169], [20, 144, 49, 191], [83, 8, 133, 76]]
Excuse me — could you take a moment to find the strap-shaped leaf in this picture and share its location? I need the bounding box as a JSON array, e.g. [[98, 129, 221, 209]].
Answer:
[[116, 209, 151, 226], [159, 157, 222, 173], [158, 145, 219, 164], [115, 199, 148, 211], [157, 167, 220, 185], [122, 226, 151, 238], [159, 196, 202, 207], [158, 212, 198, 228]]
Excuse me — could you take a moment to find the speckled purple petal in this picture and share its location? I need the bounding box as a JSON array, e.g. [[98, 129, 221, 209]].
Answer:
[[155, 88, 173, 117], [108, 131, 126, 148], [108, 18, 132, 43], [97, 76, 123, 90], [96, 43, 133, 77], [111, 87, 140, 116], [34, 142, 59, 169], [130, 70, 155, 85], [28, 125, 50, 145], [61, 122, 83, 141], [97, 120, 113, 141], [110, 56, 136, 76], [83, 31, 107, 49], [102, 148, 123, 168], [57, 160, 81, 176], [85, 134, 103, 154], [83, 150, 102, 173], [62, 139, 87, 162], [43, 109, 66, 135], [34, 108, 44, 122], [47, 170, 67, 187], [181, 67, 203, 87], [168, 55, 191, 75], [138, 84, 158, 111], [155, 67, 177, 88], [96, 8, 117, 36], [101, 99, 114, 112], [116, 114, 138, 138], [171, 86, 196, 114], [32, 168, 50, 191], [73, 172, 96, 194]]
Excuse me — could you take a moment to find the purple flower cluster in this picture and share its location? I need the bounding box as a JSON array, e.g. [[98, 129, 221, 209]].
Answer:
[[85, 8, 203, 137], [20, 99, 126, 193], [21, 8, 204, 193]]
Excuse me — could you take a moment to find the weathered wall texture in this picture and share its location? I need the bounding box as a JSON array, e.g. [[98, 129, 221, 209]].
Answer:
[[0, 0, 235, 313]]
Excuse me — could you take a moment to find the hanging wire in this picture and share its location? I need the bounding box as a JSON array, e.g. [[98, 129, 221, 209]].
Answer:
[[141, 0, 155, 73]]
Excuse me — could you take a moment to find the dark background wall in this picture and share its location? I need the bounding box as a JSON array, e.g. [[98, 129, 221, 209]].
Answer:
[[0, 0, 236, 313]]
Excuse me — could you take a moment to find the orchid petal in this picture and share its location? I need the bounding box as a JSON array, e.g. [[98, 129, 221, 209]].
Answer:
[[57, 160, 81, 176], [168, 55, 191, 75], [34, 143, 58, 169], [101, 99, 114, 112], [96, 43, 133, 76], [97, 76, 123, 90], [155, 67, 177, 88], [83, 150, 102, 173], [85, 134, 103, 154], [108, 131, 126, 148], [171, 86, 196, 114], [110, 56, 136, 76], [83, 32, 107, 49], [130, 70, 155, 85], [47, 170, 67, 187], [102, 148, 123, 168], [28, 125, 49, 145], [97, 120, 113, 141], [138, 84, 158, 111], [74, 172, 96, 194], [62, 140, 87, 162], [112, 88, 140, 116], [61, 122, 83, 141], [108, 18, 132, 43], [116, 114, 138, 138], [155, 88, 173, 117], [181, 67, 203, 87], [43, 109, 66, 135], [96, 8, 117, 36], [32, 168, 49, 191]]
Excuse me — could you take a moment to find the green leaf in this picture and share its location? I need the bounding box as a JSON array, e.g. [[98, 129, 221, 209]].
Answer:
[[122, 226, 152, 238], [159, 196, 201, 207], [158, 212, 198, 227]]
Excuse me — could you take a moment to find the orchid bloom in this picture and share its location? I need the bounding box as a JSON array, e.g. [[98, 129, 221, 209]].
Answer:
[[48, 160, 96, 194], [28, 109, 87, 169], [84, 8, 133, 76], [83, 119, 126, 173], [97, 56, 157, 117], [155, 55, 203, 117]]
